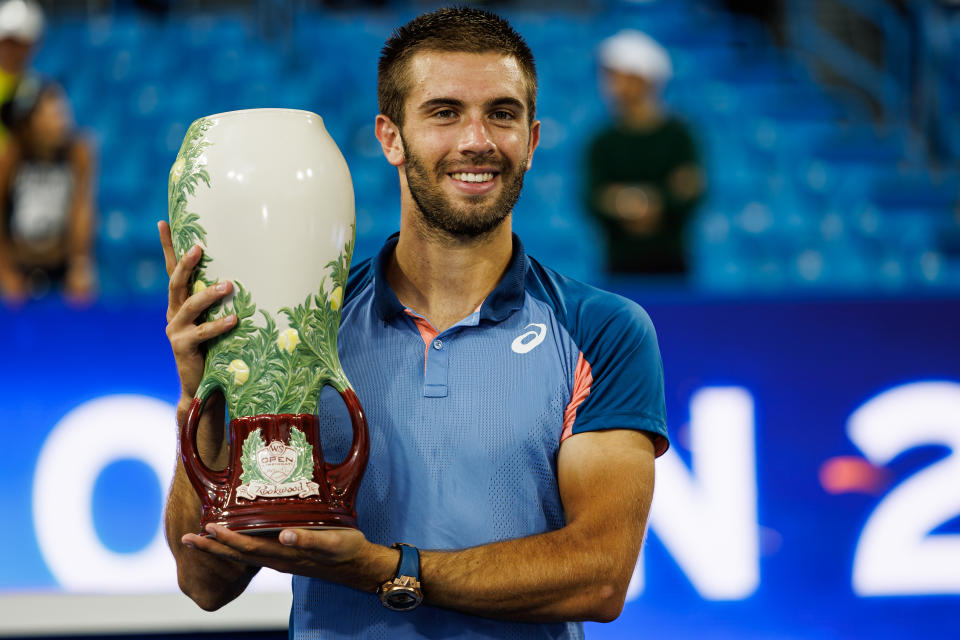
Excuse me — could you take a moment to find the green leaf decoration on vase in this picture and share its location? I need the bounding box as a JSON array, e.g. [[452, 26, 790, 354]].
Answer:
[[240, 427, 265, 485], [288, 426, 315, 483], [169, 117, 214, 280], [169, 115, 357, 419], [191, 232, 355, 418]]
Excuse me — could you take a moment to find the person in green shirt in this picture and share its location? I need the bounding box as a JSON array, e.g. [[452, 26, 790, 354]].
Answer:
[[586, 29, 704, 275]]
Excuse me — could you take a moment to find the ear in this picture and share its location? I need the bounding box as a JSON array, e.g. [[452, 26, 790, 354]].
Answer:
[[375, 114, 405, 167], [524, 119, 541, 172]]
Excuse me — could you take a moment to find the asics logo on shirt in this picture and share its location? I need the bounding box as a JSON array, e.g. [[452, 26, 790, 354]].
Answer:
[[511, 323, 547, 354]]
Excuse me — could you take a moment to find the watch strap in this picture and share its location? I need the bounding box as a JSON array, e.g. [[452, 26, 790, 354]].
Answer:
[[379, 542, 423, 611], [394, 542, 420, 580]]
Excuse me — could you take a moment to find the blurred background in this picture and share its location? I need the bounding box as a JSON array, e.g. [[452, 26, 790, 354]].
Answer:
[[1, 0, 959, 638]]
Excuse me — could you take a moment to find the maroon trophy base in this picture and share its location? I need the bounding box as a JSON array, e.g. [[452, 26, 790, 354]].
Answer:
[[182, 399, 369, 537], [200, 502, 359, 537]]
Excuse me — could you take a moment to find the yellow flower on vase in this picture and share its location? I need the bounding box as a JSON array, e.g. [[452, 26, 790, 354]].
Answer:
[[170, 157, 186, 181], [227, 359, 249, 385], [277, 328, 300, 354], [330, 285, 343, 311], [192, 279, 207, 295]]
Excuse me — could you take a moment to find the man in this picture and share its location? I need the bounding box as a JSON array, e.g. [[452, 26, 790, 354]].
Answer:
[[160, 8, 668, 639], [586, 29, 704, 275]]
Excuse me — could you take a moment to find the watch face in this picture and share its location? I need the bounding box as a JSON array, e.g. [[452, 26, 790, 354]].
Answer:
[[383, 585, 423, 611], [387, 589, 420, 610]]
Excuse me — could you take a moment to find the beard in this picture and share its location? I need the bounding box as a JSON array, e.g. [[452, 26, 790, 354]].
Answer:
[[402, 138, 527, 239]]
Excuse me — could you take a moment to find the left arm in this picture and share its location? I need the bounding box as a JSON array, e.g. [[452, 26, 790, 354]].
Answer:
[[64, 138, 96, 301], [189, 428, 656, 623], [0, 140, 26, 305], [421, 428, 655, 622]]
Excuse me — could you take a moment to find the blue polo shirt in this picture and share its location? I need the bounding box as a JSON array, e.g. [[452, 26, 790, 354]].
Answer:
[[291, 233, 667, 639]]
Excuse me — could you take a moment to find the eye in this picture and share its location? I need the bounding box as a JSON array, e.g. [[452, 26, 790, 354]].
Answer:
[[490, 110, 517, 121], [432, 109, 458, 119]]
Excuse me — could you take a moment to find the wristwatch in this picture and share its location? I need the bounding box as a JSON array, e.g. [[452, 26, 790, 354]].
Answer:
[[379, 542, 423, 611]]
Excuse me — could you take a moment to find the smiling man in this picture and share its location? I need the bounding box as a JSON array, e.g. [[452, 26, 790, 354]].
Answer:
[[161, 7, 668, 640]]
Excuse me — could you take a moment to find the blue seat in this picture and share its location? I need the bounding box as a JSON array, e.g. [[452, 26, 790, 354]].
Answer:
[[42, 2, 952, 298], [870, 169, 959, 211]]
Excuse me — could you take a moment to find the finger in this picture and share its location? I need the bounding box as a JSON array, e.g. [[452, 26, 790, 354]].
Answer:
[[204, 524, 296, 562], [278, 528, 346, 552], [173, 280, 234, 328], [279, 530, 300, 546], [158, 221, 176, 276], [169, 244, 202, 294], [168, 309, 236, 359], [187, 311, 237, 346], [168, 244, 203, 314], [181, 532, 264, 567]]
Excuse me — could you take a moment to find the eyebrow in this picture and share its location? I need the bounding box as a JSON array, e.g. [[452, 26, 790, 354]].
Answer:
[[417, 96, 526, 113]]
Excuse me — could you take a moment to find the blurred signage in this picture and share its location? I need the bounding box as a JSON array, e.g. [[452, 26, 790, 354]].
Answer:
[[1, 295, 958, 637]]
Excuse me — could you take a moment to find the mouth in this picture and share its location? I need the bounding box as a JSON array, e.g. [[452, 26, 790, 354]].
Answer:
[[446, 169, 501, 194], [449, 171, 497, 183]]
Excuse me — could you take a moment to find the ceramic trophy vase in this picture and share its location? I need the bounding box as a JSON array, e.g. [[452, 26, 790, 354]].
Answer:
[[168, 108, 368, 534]]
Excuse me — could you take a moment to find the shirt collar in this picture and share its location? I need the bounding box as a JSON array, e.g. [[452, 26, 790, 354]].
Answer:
[[372, 231, 528, 323]]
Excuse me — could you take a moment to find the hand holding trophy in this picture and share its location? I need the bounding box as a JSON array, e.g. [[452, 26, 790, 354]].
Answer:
[[167, 109, 369, 534]]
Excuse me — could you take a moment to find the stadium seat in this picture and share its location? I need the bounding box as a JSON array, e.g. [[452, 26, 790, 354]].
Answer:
[[35, 4, 958, 298]]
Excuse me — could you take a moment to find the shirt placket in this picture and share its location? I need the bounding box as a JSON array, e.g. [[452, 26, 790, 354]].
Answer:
[[403, 309, 481, 399]]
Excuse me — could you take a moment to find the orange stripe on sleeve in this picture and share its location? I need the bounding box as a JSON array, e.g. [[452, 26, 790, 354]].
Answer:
[[561, 352, 593, 442]]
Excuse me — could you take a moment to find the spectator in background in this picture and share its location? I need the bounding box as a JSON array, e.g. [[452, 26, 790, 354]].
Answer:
[[585, 30, 704, 276], [0, 76, 96, 306], [0, 0, 43, 147]]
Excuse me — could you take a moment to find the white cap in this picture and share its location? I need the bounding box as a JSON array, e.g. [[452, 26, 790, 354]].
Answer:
[[0, 0, 44, 42], [599, 29, 673, 84]]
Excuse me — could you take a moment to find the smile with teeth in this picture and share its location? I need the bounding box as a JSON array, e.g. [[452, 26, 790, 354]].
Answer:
[[450, 172, 496, 183]]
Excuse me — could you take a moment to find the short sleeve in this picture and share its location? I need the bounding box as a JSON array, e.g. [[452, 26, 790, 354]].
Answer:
[[567, 294, 669, 456]]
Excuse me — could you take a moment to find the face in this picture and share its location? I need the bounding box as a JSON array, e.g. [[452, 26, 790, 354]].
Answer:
[[603, 68, 654, 107], [0, 38, 33, 74], [377, 51, 540, 239], [28, 90, 71, 150]]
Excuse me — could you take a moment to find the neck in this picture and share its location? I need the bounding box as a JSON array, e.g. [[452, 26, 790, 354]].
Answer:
[[388, 211, 514, 332], [620, 99, 662, 129], [23, 134, 65, 160]]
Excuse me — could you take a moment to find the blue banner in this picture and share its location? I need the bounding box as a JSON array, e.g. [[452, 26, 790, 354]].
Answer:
[[1, 293, 958, 637]]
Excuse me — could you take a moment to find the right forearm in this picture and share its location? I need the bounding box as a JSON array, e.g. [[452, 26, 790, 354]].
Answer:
[[165, 395, 258, 610], [0, 222, 16, 271], [162, 231, 252, 609], [165, 465, 258, 610], [0, 233, 24, 295]]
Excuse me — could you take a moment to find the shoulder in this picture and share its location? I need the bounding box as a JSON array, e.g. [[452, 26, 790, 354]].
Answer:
[[662, 116, 697, 140], [524, 256, 657, 350], [0, 136, 21, 169], [586, 124, 621, 151], [526, 256, 668, 455], [67, 134, 94, 167], [663, 114, 691, 130]]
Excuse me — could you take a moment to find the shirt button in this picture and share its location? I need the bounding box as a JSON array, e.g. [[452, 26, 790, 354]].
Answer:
[[433, 339, 443, 350]]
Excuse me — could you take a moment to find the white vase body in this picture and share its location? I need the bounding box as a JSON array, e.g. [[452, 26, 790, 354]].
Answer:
[[176, 108, 354, 335]]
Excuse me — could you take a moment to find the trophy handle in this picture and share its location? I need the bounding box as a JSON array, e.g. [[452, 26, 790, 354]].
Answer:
[[181, 391, 230, 509], [324, 386, 369, 506]]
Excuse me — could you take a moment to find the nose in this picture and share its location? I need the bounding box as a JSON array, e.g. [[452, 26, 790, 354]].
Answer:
[[457, 117, 495, 157]]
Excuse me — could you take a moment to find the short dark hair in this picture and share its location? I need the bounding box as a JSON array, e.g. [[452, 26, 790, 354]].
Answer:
[[378, 7, 537, 127]]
